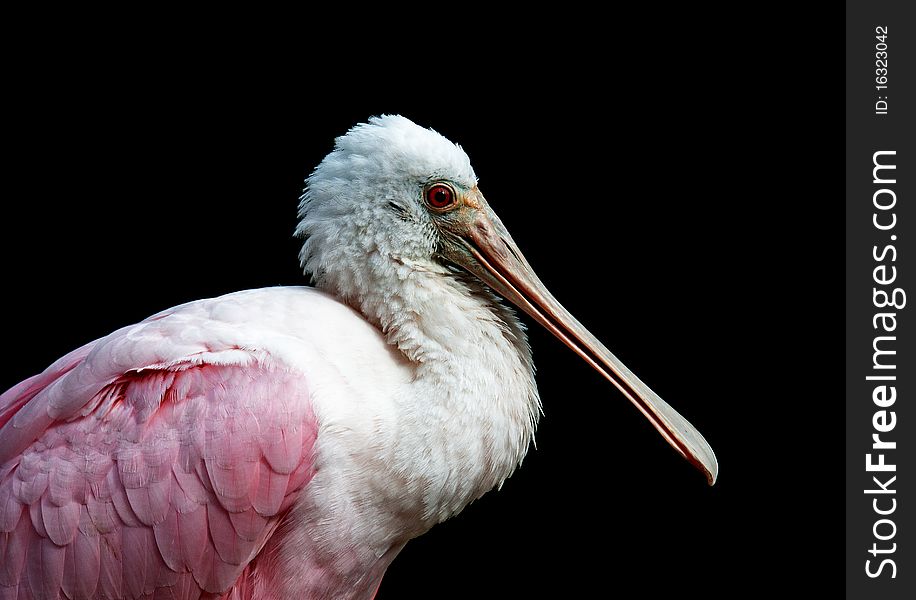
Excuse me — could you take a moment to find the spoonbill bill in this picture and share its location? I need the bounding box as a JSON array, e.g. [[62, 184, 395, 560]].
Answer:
[[0, 115, 716, 599]]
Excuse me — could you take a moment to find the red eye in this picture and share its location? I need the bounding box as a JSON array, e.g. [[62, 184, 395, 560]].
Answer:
[[426, 184, 455, 209]]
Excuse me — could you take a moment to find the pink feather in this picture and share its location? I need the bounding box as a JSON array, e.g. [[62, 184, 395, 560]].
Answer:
[[0, 324, 317, 600]]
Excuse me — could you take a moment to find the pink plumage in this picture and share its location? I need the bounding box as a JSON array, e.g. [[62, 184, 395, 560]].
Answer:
[[0, 321, 318, 599]]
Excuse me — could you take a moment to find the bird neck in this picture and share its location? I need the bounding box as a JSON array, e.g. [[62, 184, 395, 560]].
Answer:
[[320, 260, 541, 522]]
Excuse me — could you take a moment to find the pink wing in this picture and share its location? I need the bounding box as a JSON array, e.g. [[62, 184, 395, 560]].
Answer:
[[0, 336, 317, 600]]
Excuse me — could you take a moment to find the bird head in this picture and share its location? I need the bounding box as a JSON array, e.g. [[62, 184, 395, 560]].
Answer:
[[297, 115, 479, 282], [297, 115, 717, 485]]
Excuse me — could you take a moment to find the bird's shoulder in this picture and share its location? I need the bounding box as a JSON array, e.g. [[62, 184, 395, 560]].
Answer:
[[1, 286, 412, 459], [138, 286, 412, 388], [0, 287, 346, 598]]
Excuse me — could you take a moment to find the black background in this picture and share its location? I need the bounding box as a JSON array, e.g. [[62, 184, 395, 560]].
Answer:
[[2, 15, 838, 599]]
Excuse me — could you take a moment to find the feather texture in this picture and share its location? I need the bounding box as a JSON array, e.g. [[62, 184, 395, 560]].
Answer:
[[0, 314, 318, 599]]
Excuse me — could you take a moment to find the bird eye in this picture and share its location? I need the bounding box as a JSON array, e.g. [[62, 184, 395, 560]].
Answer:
[[426, 184, 456, 210]]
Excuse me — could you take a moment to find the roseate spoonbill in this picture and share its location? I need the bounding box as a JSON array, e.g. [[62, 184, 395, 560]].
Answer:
[[0, 115, 716, 599]]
